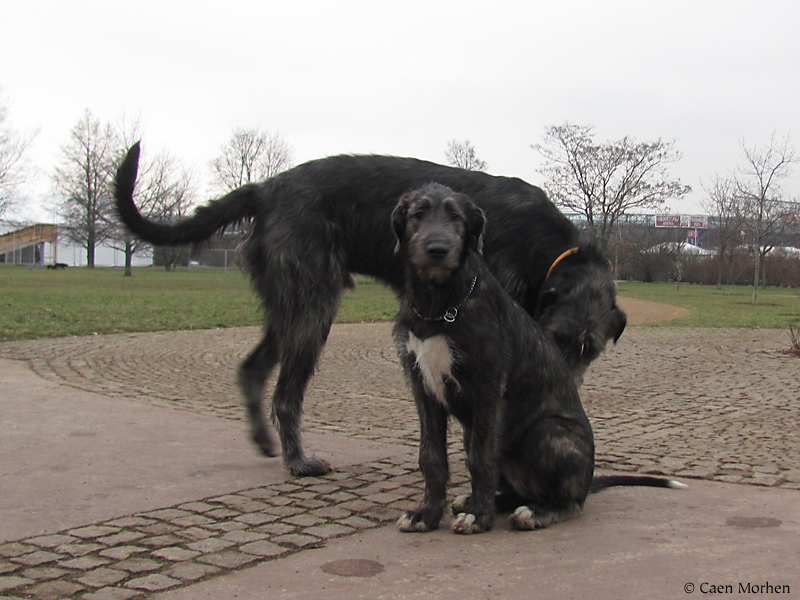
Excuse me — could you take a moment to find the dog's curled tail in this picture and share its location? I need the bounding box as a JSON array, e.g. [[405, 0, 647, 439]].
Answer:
[[114, 142, 262, 246], [590, 475, 687, 494]]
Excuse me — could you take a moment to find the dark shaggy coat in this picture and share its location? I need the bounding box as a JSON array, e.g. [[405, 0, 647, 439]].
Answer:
[[393, 184, 682, 534], [114, 145, 625, 476]]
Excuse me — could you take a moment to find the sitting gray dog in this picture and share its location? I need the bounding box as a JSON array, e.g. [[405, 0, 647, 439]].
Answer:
[[392, 183, 683, 534]]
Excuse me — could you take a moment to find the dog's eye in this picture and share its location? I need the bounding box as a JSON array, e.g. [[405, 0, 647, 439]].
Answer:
[[447, 212, 461, 223], [410, 211, 425, 221]]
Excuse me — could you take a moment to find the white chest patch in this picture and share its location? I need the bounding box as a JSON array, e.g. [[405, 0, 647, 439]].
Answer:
[[405, 332, 460, 405]]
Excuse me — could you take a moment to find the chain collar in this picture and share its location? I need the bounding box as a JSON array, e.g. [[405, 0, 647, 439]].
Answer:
[[410, 274, 478, 323]]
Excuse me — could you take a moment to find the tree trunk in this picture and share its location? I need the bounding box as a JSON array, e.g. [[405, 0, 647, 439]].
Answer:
[[124, 239, 133, 277], [752, 250, 760, 304], [87, 230, 96, 268]]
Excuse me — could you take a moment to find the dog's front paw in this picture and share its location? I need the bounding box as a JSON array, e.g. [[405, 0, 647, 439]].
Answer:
[[452, 512, 478, 534], [397, 510, 438, 533], [452, 512, 493, 534]]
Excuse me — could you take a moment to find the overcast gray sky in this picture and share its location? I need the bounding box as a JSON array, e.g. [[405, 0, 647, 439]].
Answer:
[[2, 0, 799, 221]]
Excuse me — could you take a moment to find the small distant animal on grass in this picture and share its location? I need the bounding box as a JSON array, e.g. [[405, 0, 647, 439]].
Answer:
[[392, 183, 684, 534], [46, 263, 68, 270], [114, 143, 626, 477]]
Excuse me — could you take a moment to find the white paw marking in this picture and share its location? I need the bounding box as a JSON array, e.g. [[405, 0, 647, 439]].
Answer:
[[452, 512, 478, 535], [397, 513, 430, 533], [510, 506, 536, 530]]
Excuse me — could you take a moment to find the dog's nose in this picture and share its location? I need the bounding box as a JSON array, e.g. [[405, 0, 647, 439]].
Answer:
[[426, 242, 449, 260]]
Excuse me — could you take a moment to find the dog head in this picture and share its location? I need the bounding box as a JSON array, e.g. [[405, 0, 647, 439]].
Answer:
[[392, 183, 485, 284], [535, 243, 627, 385]]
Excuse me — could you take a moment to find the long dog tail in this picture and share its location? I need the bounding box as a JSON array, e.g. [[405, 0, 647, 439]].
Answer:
[[590, 474, 687, 494], [114, 142, 263, 246]]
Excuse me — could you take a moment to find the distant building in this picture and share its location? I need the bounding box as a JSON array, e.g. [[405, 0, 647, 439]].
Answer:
[[0, 223, 153, 267]]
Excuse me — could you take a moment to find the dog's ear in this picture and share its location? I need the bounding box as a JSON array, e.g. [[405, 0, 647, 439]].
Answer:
[[534, 277, 574, 317], [465, 200, 486, 255], [391, 194, 411, 254], [536, 287, 559, 315]]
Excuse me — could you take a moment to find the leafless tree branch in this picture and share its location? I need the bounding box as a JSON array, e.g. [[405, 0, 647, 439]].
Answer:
[[733, 132, 798, 302], [0, 90, 39, 218], [210, 127, 294, 191], [445, 139, 488, 171], [533, 123, 691, 251], [52, 109, 119, 267]]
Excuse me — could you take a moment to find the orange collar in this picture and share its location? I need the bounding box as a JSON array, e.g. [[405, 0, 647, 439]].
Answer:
[[545, 247, 580, 281]]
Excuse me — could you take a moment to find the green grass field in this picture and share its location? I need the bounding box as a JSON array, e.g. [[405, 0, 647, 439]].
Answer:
[[617, 282, 800, 329], [1, 264, 798, 341], [0, 265, 398, 341]]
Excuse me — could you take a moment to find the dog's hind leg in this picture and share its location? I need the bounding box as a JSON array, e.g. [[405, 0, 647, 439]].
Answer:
[[455, 477, 541, 516], [238, 327, 281, 457], [270, 330, 334, 477], [267, 274, 344, 477], [503, 417, 594, 531], [509, 502, 583, 530], [244, 210, 350, 477]]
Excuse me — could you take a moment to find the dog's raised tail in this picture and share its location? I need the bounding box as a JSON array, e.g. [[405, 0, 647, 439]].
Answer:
[[590, 474, 687, 494], [114, 142, 262, 246]]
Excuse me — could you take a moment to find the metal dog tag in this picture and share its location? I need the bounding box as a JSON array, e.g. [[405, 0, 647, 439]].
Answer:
[[443, 308, 458, 323]]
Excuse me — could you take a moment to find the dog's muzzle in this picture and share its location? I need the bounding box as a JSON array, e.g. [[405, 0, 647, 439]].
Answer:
[[426, 241, 450, 261], [411, 238, 459, 283]]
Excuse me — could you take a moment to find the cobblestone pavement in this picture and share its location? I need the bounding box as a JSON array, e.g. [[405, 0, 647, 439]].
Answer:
[[0, 457, 448, 599], [1, 323, 798, 598]]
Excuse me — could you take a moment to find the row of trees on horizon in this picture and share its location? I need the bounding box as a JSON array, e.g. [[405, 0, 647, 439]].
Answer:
[[532, 124, 799, 301], [2, 92, 798, 299]]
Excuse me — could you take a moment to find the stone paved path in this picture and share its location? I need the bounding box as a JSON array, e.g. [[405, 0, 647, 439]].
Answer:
[[1, 319, 798, 598], [0, 456, 441, 599], [1, 323, 797, 488]]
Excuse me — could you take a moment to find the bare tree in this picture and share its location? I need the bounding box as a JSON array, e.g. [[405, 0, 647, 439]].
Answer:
[[52, 109, 119, 267], [108, 146, 196, 275], [210, 127, 294, 191], [734, 133, 798, 303], [533, 123, 691, 252], [445, 139, 488, 171], [701, 175, 744, 289], [110, 115, 146, 275], [0, 90, 38, 219], [149, 164, 196, 272]]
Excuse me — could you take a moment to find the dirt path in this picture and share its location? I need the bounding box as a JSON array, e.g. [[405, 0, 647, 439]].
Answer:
[[618, 296, 691, 325]]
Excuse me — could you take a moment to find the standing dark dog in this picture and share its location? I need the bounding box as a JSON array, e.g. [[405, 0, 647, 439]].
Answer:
[[393, 184, 682, 534], [114, 144, 626, 477]]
